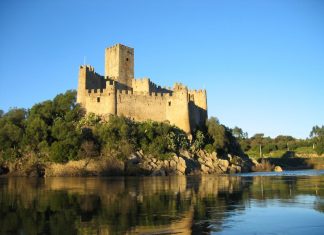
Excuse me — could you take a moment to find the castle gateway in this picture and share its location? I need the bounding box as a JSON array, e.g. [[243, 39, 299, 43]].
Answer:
[[77, 44, 207, 133]]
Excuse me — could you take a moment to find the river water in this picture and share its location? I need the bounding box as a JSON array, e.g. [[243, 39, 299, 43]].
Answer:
[[0, 170, 323, 235]]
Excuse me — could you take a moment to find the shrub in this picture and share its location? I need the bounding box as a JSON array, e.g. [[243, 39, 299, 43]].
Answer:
[[251, 158, 274, 172], [191, 130, 206, 151], [204, 144, 215, 153], [137, 120, 189, 158], [315, 137, 324, 155], [79, 140, 99, 158], [49, 140, 79, 163]]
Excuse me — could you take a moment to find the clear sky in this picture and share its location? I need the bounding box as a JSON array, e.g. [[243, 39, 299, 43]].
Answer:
[[0, 0, 323, 139]]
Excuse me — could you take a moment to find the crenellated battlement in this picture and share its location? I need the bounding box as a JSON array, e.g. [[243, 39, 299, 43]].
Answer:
[[173, 83, 188, 92], [117, 89, 132, 95], [80, 65, 102, 78], [77, 43, 208, 133], [116, 89, 173, 99], [188, 89, 206, 94], [88, 89, 103, 94], [80, 65, 94, 71]]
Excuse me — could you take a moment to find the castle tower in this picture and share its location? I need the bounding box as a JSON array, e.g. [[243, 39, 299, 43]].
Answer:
[[78, 43, 208, 134], [166, 83, 191, 133], [77, 65, 87, 107], [105, 44, 134, 88]]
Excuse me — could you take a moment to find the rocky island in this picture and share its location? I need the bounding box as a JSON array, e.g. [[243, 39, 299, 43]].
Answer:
[[1, 44, 323, 177]]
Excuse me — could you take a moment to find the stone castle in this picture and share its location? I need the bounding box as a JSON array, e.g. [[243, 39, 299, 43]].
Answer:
[[77, 43, 207, 133]]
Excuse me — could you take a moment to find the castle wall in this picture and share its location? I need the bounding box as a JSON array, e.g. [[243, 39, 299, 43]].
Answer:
[[77, 66, 87, 106], [84, 85, 116, 115], [85, 69, 106, 90], [149, 83, 172, 94], [188, 90, 208, 131], [105, 45, 119, 78], [77, 65, 108, 108], [78, 44, 208, 134], [132, 78, 150, 93], [116, 91, 168, 123], [166, 84, 191, 133], [132, 78, 173, 95]]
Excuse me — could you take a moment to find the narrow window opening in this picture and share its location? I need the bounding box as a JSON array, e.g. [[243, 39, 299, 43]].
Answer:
[[126, 58, 129, 61], [168, 101, 171, 106], [97, 97, 100, 103]]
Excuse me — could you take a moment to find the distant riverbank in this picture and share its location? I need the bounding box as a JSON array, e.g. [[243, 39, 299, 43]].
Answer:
[[259, 156, 324, 171], [248, 150, 324, 171]]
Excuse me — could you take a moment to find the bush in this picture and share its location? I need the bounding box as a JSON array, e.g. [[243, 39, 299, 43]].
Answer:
[[251, 159, 274, 172], [191, 130, 206, 151], [137, 121, 189, 158], [315, 137, 324, 155], [204, 144, 214, 153], [205, 117, 243, 156], [79, 140, 99, 158], [49, 140, 79, 163]]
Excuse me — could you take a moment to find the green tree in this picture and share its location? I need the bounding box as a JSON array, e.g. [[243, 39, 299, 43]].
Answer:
[[24, 116, 48, 151], [97, 115, 137, 159], [274, 135, 295, 150], [0, 109, 26, 145], [310, 125, 324, 138], [191, 130, 206, 151], [0, 108, 26, 160], [206, 117, 226, 151], [310, 125, 324, 155], [232, 126, 248, 139], [205, 117, 244, 155]]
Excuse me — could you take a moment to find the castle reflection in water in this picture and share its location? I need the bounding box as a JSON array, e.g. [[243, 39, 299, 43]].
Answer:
[[0, 173, 323, 234]]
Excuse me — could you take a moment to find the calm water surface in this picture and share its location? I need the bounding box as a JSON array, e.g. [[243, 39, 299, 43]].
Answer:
[[0, 170, 324, 235]]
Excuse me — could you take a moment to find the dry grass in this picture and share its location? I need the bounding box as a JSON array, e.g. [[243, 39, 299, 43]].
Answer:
[[251, 159, 274, 172], [45, 157, 124, 177]]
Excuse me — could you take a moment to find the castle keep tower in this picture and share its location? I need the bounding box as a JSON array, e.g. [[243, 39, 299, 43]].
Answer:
[[105, 44, 134, 88], [77, 43, 208, 133]]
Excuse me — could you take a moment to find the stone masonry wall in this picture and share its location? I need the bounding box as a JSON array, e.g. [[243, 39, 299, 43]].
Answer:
[[188, 90, 208, 131], [105, 44, 134, 88], [117, 91, 168, 123], [77, 43, 208, 133]]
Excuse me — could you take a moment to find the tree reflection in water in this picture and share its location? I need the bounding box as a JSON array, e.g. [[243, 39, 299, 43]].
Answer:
[[0, 172, 323, 235]]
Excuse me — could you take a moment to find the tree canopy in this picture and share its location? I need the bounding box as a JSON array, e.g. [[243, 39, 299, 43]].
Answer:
[[1, 90, 239, 163], [1, 90, 322, 164]]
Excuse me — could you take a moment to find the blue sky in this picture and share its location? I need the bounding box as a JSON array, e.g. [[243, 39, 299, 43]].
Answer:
[[0, 0, 323, 138]]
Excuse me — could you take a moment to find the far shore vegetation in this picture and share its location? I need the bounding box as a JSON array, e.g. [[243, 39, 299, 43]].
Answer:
[[0, 90, 323, 169]]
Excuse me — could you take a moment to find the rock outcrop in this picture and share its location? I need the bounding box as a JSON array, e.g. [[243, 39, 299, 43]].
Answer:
[[125, 150, 253, 176], [0, 150, 254, 177]]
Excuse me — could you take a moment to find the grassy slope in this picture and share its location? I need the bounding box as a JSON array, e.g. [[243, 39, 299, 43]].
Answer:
[[246, 147, 324, 170]]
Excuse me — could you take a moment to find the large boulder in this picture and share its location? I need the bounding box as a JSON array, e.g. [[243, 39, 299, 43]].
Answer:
[[176, 157, 187, 174], [228, 164, 241, 174], [218, 159, 229, 172], [204, 158, 214, 169], [274, 166, 283, 172], [210, 152, 217, 161], [149, 161, 157, 168], [180, 150, 191, 159], [170, 159, 177, 169], [201, 164, 210, 174]]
